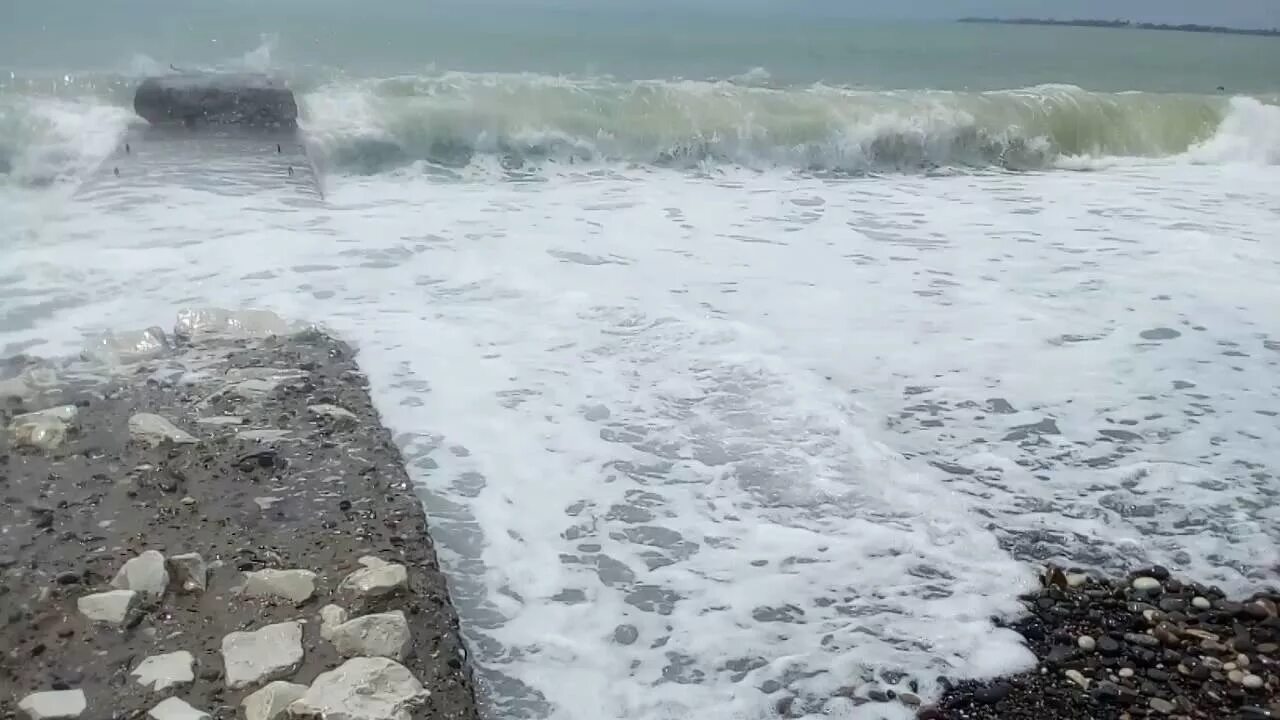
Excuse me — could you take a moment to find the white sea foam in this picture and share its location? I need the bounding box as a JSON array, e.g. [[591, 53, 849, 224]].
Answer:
[[3, 150, 1279, 719]]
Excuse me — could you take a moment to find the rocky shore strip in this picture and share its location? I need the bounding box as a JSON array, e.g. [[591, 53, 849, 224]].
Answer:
[[1, 310, 478, 720], [920, 566, 1280, 720]]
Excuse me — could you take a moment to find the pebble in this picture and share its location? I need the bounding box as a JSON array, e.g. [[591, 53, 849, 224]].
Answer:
[[18, 690, 87, 719], [221, 621, 305, 690], [1192, 596, 1212, 610], [898, 692, 922, 707], [131, 651, 195, 692], [1118, 668, 1134, 678], [1239, 654, 1252, 667], [76, 589, 139, 625], [1243, 674, 1264, 690], [241, 681, 308, 720], [1064, 669, 1089, 689], [1149, 697, 1177, 714], [319, 604, 349, 641], [111, 550, 169, 600], [241, 568, 317, 604], [1077, 635, 1096, 651], [1132, 577, 1163, 593], [1230, 670, 1247, 684], [147, 698, 210, 720]]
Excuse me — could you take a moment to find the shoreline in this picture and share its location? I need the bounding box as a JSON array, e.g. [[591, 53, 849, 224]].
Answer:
[[1, 313, 478, 719], [958, 17, 1280, 38]]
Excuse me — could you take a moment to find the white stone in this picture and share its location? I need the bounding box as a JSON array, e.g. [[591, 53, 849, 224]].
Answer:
[[319, 605, 349, 641], [132, 650, 195, 692], [328, 610, 411, 661], [1064, 669, 1089, 689], [111, 550, 170, 599], [1243, 674, 1264, 689], [175, 308, 291, 340], [1192, 596, 1212, 610], [242, 569, 317, 604], [243, 681, 308, 720], [1077, 635, 1096, 651], [1118, 668, 1134, 678], [147, 698, 210, 720], [77, 589, 139, 625], [307, 404, 357, 421], [219, 368, 307, 400], [337, 557, 408, 602], [169, 553, 208, 593], [222, 621, 304, 690], [17, 690, 86, 719], [1131, 577, 1162, 593], [1065, 572, 1088, 588], [129, 414, 197, 446], [285, 657, 428, 720]]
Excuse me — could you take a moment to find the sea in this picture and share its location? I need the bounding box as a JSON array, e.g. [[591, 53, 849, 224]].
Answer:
[[3, 3, 1280, 719]]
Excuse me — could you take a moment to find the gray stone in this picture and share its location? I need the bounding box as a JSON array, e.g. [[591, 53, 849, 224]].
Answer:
[[1064, 669, 1089, 689], [18, 690, 87, 719], [129, 414, 197, 446], [1242, 674, 1264, 689], [222, 621, 304, 690], [242, 569, 317, 604], [147, 698, 210, 720], [1149, 697, 1176, 714], [111, 551, 170, 600], [319, 605, 349, 641], [1192, 596, 1212, 610], [242, 681, 307, 720], [77, 589, 139, 625], [132, 651, 195, 692], [237, 429, 293, 442], [337, 557, 407, 603], [328, 610, 411, 661], [1077, 635, 1096, 651], [286, 657, 428, 720], [169, 553, 208, 593], [196, 416, 248, 426]]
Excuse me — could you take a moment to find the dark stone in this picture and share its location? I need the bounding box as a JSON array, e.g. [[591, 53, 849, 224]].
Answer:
[[1098, 636, 1122, 656], [133, 73, 298, 128], [54, 572, 80, 585], [972, 682, 1013, 705], [1159, 598, 1188, 613]]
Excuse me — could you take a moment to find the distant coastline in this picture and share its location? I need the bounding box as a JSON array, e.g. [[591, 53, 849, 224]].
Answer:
[[958, 17, 1280, 38]]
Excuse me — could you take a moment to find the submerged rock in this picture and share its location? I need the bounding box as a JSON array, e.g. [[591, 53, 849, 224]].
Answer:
[[131, 650, 195, 692], [327, 610, 411, 661], [286, 657, 428, 720], [111, 550, 170, 599], [174, 308, 292, 340], [222, 621, 304, 690], [8, 406, 76, 451], [83, 327, 171, 364], [242, 681, 307, 720], [77, 589, 140, 625], [129, 414, 198, 446], [17, 690, 87, 719], [242, 568, 317, 604], [147, 697, 210, 720]]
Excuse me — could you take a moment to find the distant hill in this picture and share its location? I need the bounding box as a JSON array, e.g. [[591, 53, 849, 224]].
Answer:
[[958, 17, 1279, 38]]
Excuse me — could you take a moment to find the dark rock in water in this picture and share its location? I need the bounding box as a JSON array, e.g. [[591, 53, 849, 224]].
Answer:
[[972, 682, 1013, 705], [133, 72, 298, 128]]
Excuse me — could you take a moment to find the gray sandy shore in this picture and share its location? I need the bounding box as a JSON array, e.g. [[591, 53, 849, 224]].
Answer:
[[0, 312, 478, 720]]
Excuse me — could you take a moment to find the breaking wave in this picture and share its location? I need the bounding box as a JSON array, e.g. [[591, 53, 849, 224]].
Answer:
[[1, 69, 1279, 184]]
